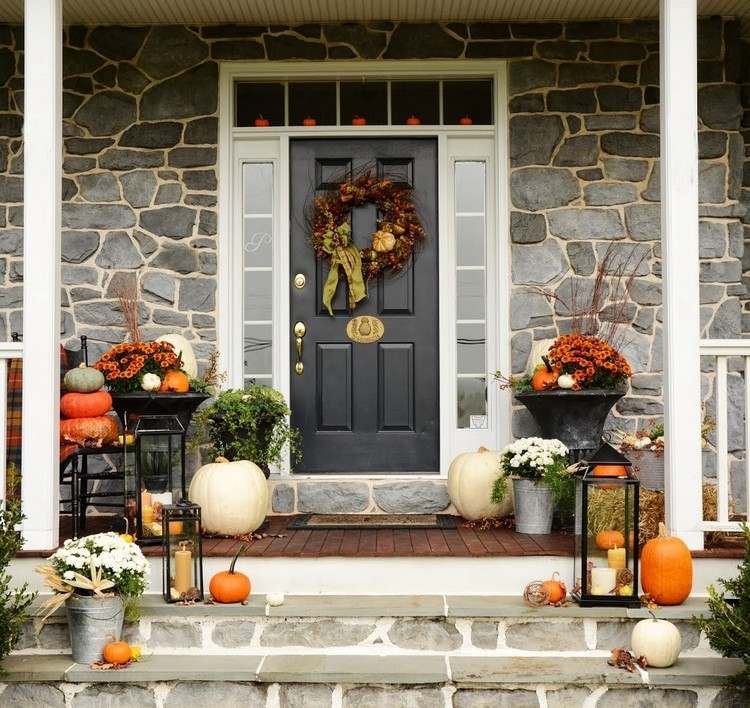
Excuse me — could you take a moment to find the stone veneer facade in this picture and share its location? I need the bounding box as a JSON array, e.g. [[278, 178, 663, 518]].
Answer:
[[0, 19, 747, 490]]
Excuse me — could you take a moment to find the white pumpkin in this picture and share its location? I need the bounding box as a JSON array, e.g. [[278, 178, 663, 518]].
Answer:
[[448, 448, 513, 521], [631, 617, 682, 668], [526, 338, 556, 376], [557, 374, 575, 389], [156, 334, 198, 379], [141, 372, 162, 392], [189, 457, 269, 535]]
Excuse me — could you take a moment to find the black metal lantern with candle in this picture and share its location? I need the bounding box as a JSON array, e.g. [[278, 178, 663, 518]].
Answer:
[[573, 441, 640, 608], [162, 500, 204, 603], [125, 414, 187, 545]]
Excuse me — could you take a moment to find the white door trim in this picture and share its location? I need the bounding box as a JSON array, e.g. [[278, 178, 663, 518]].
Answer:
[[217, 60, 511, 476]]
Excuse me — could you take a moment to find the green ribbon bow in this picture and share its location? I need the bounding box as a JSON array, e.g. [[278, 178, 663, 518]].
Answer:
[[321, 225, 367, 316]]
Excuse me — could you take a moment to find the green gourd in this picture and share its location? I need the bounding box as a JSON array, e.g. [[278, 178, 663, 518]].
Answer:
[[63, 364, 105, 393]]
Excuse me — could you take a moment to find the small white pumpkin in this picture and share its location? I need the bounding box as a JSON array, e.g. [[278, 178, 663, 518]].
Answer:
[[156, 334, 198, 379], [447, 447, 513, 521], [189, 457, 269, 535], [631, 616, 682, 668], [141, 372, 162, 392], [557, 374, 575, 389], [526, 338, 556, 376]]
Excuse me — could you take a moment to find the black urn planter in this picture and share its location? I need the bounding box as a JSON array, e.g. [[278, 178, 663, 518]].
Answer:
[[111, 392, 210, 431], [514, 389, 625, 453]]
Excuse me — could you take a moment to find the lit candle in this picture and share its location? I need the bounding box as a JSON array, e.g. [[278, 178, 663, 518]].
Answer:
[[141, 489, 152, 510], [590, 567, 617, 594], [607, 546, 626, 570], [173, 541, 193, 595]]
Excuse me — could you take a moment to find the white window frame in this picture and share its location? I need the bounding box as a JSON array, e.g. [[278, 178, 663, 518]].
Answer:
[[218, 60, 511, 476]]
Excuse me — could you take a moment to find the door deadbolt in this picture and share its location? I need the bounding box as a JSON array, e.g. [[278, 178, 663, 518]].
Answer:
[[294, 273, 306, 289]]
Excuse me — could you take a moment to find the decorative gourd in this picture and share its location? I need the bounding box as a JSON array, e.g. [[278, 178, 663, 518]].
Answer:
[[447, 448, 513, 521], [63, 364, 105, 393], [641, 522, 693, 605], [531, 357, 560, 391], [60, 391, 112, 419], [372, 230, 396, 253], [557, 374, 575, 390], [542, 572, 566, 604], [209, 545, 251, 603], [60, 415, 119, 447], [102, 640, 132, 665], [631, 615, 682, 667], [141, 372, 162, 392], [189, 457, 269, 535], [595, 529, 625, 550], [526, 338, 556, 376], [160, 370, 190, 393], [155, 334, 198, 379]]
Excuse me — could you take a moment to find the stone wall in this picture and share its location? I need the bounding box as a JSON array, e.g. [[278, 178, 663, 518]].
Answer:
[[0, 18, 745, 446]]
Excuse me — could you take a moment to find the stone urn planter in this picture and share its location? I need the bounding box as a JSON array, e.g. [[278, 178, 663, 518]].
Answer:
[[514, 389, 625, 453], [627, 448, 664, 490], [110, 391, 210, 432], [66, 594, 124, 664], [512, 478, 554, 535]]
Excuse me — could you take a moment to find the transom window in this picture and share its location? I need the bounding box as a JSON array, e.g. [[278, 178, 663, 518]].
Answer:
[[235, 78, 493, 127]]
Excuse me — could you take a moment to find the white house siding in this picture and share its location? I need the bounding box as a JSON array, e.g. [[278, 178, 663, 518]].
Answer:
[[0, 20, 745, 485]]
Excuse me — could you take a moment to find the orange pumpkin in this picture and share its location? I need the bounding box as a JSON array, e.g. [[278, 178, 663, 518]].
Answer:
[[160, 370, 190, 393], [542, 571, 566, 604], [592, 464, 628, 477], [60, 415, 119, 447], [641, 522, 693, 605], [102, 640, 131, 665], [531, 357, 560, 391], [61, 391, 112, 419], [595, 529, 625, 550], [209, 545, 251, 603]]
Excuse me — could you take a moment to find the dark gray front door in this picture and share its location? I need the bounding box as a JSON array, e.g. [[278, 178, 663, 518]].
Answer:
[[290, 138, 439, 473]]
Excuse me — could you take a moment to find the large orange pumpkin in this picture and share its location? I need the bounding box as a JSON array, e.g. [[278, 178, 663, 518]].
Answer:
[[160, 369, 190, 393], [209, 545, 251, 603], [60, 415, 119, 448], [531, 357, 560, 391], [102, 640, 131, 665], [595, 529, 625, 550], [61, 391, 112, 419], [640, 522, 693, 605]]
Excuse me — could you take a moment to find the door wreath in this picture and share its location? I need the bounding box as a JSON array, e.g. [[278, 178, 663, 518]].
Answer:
[[311, 173, 425, 316]]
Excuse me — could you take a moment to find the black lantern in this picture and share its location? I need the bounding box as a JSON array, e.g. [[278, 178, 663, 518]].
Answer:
[[573, 442, 640, 608], [162, 500, 204, 603], [124, 415, 187, 545]]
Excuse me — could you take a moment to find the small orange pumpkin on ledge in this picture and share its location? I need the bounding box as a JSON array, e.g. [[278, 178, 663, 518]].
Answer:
[[102, 640, 132, 665], [210, 545, 251, 603], [541, 571, 567, 604]]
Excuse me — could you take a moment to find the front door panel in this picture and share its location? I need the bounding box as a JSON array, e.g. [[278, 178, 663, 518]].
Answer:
[[290, 138, 439, 473]]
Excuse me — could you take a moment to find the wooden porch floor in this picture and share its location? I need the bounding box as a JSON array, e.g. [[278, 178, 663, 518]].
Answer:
[[41, 514, 742, 559]]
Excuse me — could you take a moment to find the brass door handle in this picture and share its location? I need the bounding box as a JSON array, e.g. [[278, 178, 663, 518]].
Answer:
[[294, 322, 306, 374]]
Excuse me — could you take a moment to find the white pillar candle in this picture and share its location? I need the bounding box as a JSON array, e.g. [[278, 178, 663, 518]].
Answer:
[[151, 492, 173, 506], [590, 567, 617, 594]]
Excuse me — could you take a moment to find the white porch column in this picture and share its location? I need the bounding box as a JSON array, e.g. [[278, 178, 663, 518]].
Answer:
[[659, 0, 703, 549], [21, 0, 62, 550]]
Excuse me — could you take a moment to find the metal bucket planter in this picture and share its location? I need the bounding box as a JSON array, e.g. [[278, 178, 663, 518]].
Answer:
[[514, 389, 625, 454], [513, 478, 554, 535], [66, 594, 124, 664]]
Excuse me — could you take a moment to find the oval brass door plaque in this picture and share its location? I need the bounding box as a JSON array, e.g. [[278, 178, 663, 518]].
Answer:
[[346, 316, 385, 344]]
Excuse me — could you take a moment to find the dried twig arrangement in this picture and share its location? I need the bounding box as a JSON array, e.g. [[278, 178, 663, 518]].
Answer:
[[114, 279, 141, 343]]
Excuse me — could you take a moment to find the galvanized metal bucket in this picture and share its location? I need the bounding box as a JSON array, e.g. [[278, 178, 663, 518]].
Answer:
[[513, 478, 554, 534], [66, 594, 124, 664]]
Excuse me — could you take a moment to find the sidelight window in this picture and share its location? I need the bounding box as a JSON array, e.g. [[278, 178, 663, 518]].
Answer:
[[242, 162, 274, 387], [455, 161, 488, 429]]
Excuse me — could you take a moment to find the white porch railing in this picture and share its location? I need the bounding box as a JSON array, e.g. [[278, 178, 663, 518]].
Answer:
[[698, 339, 750, 533], [0, 341, 23, 502]]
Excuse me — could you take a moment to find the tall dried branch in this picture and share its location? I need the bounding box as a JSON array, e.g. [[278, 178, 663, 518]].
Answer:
[[114, 280, 141, 343]]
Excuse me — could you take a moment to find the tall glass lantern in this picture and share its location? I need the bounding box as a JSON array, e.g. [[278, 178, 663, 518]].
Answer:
[[162, 501, 204, 603], [573, 442, 640, 608], [126, 415, 187, 545]]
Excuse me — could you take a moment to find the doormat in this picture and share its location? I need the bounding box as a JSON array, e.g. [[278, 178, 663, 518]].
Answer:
[[288, 513, 459, 530]]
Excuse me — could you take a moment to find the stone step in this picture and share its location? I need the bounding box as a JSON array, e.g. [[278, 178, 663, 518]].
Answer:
[[15, 595, 716, 658], [0, 653, 746, 707]]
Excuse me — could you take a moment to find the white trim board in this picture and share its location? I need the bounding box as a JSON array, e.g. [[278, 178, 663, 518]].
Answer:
[[217, 60, 512, 477]]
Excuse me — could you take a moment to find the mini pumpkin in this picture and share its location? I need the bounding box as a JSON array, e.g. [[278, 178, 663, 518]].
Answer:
[[210, 544, 251, 603], [160, 369, 190, 393], [141, 372, 162, 392], [531, 356, 560, 391], [372, 230, 396, 253], [102, 640, 132, 665], [63, 364, 105, 393], [595, 529, 625, 550], [541, 571, 566, 604], [641, 522, 693, 605]]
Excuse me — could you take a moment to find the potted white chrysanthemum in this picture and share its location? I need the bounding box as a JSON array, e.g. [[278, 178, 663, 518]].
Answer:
[[491, 437, 576, 534], [36, 533, 149, 663]]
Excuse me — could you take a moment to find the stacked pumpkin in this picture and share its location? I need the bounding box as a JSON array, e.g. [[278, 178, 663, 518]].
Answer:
[[60, 364, 119, 448]]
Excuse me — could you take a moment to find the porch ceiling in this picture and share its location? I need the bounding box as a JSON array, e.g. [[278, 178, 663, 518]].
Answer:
[[0, 0, 747, 37]]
